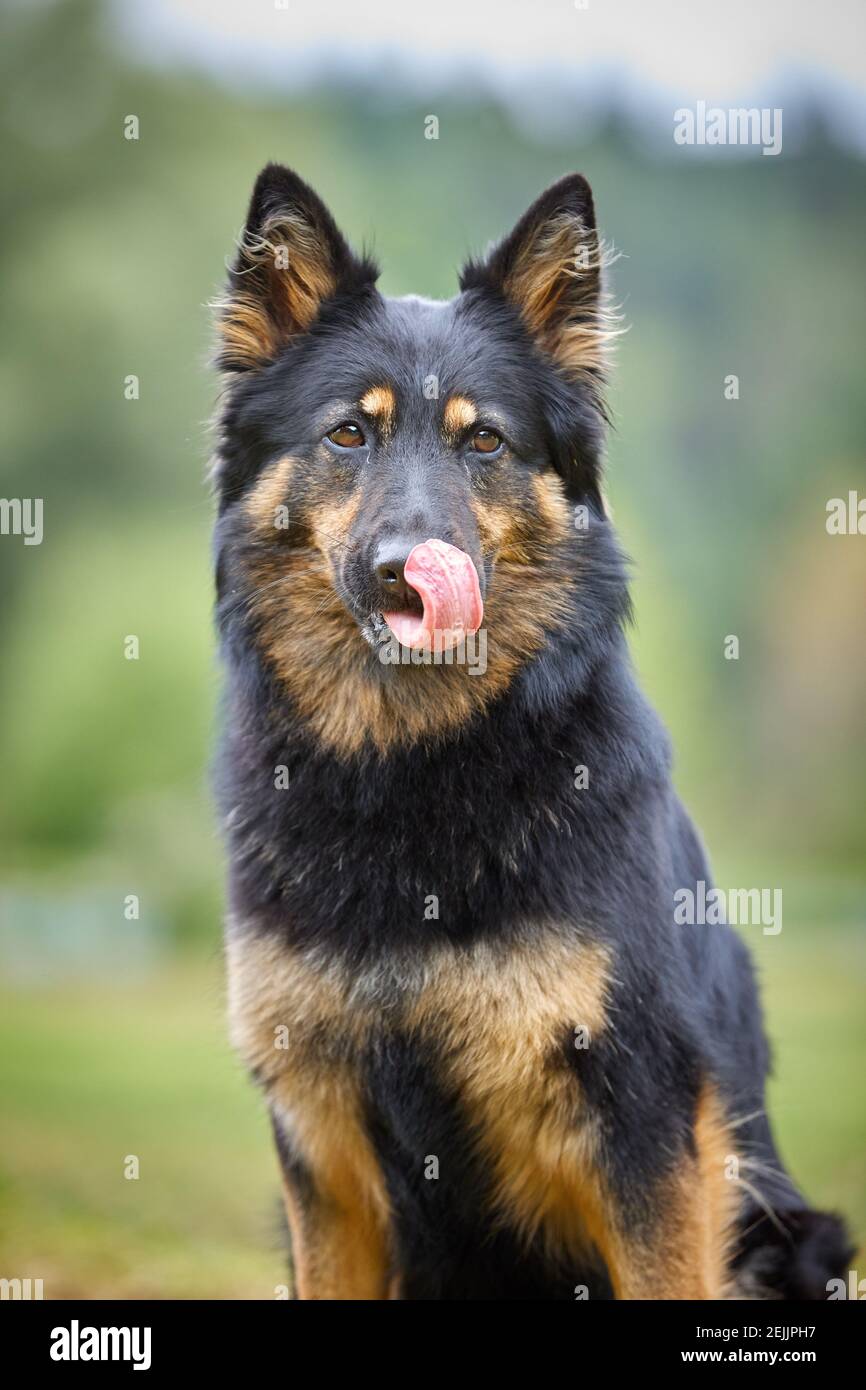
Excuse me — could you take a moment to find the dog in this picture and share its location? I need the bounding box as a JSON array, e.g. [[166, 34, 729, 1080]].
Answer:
[[212, 164, 851, 1299]]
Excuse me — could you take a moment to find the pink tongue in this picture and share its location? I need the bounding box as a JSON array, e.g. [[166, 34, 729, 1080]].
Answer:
[[383, 539, 483, 651]]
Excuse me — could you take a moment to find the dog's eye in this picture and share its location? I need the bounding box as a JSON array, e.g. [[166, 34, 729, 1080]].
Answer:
[[471, 429, 503, 455], [326, 423, 365, 449]]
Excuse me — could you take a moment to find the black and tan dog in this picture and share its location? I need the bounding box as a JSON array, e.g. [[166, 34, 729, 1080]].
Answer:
[[213, 164, 850, 1299]]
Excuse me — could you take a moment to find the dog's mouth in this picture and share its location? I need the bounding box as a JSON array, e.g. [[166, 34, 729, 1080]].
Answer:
[[363, 540, 485, 653], [383, 540, 483, 651]]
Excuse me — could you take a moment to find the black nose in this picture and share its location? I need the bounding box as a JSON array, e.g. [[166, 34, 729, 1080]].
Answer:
[[373, 540, 423, 610]]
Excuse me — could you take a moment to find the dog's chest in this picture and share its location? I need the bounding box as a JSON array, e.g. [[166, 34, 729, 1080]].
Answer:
[[227, 924, 612, 1248]]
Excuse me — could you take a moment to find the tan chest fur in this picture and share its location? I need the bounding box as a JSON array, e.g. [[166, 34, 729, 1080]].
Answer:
[[226, 923, 613, 1255]]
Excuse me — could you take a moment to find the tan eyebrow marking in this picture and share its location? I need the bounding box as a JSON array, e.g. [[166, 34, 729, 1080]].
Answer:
[[360, 385, 396, 437], [442, 394, 477, 441]]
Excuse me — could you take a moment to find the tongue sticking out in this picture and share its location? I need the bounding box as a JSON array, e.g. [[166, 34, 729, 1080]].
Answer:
[[383, 539, 483, 652]]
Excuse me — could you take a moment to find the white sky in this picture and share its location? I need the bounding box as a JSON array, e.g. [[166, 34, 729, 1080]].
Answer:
[[120, 0, 865, 93]]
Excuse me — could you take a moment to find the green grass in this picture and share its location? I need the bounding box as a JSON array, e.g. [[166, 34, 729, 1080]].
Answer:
[[0, 956, 280, 1299], [0, 924, 863, 1299], [751, 921, 866, 1243]]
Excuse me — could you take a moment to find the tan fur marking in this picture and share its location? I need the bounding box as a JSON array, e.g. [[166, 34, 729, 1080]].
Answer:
[[245, 528, 572, 758], [442, 394, 477, 441], [218, 294, 282, 371], [408, 934, 612, 1255], [360, 385, 396, 437], [244, 456, 297, 536], [531, 472, 573, 540], [277, 1168, 310, 1291], [226, 931, 360, 1081], [597, 1085, 741, 1300], [469, 474, 570, 570], [274, 1079, 392, 1300], [309, 494, 362, 576], [468, 499, 512, 555], [687, 1084, 742, 1296], [227, 930, 392, 1299], [216, 211, 339, 369]]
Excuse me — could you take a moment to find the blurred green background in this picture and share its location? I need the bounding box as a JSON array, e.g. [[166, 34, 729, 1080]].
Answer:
[[1, 0, 863, 1297]]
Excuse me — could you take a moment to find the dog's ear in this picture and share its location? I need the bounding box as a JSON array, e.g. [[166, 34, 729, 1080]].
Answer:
[[460, 174, 616, 392], [216, 164, 378, 371]]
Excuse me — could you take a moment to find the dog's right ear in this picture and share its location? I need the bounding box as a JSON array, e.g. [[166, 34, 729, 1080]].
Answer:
[[215, 164, 378, 371]]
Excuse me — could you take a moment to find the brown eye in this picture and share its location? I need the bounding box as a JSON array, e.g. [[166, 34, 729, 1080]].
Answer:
[[327, 422, 365, 448], [471, 429, 503, 455]]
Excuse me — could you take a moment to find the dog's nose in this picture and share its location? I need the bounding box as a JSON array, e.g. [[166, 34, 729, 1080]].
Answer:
[[373, 540, 422, 609]]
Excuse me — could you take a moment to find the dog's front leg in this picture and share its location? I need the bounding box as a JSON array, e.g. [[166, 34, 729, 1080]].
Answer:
[[599, 1209, 728, 1301], [270, 1106, 393, 1301], [591, 1087, 740, 1300]]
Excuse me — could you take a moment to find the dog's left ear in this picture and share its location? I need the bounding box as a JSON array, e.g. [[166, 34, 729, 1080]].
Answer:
[[460, 174, 614, 389]]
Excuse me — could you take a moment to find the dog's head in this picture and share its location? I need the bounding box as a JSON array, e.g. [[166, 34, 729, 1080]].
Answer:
[[213, 164, 624, 756]]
